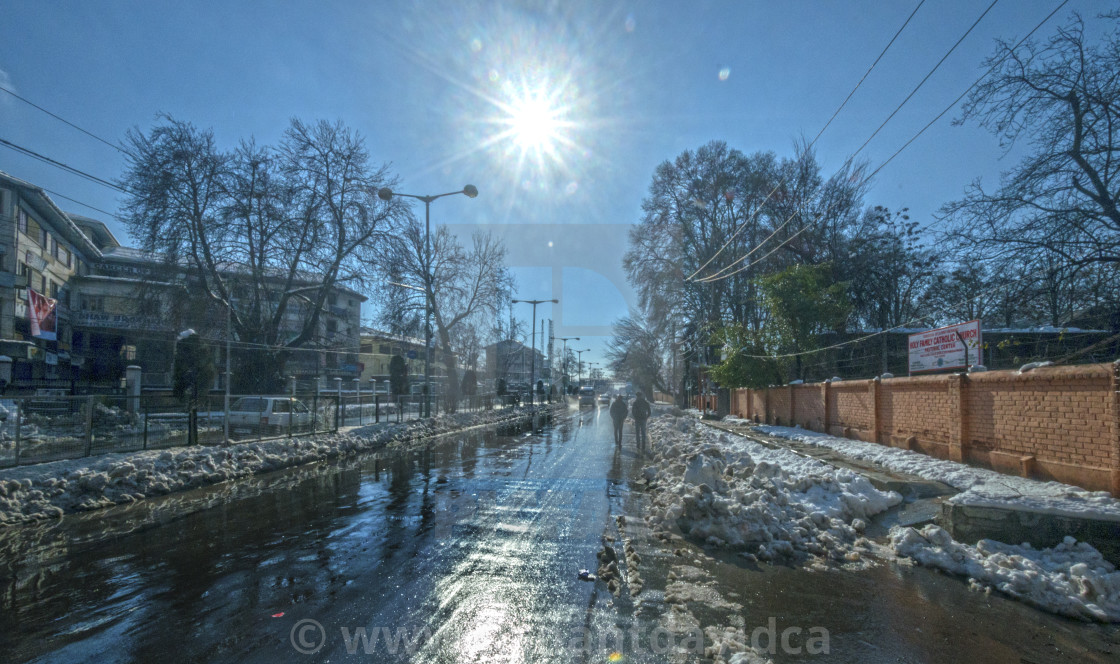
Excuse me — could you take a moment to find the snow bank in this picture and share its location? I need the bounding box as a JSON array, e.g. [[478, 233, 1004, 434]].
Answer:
[[643, 416, 901, 564], [891, 524, 1120, 622], [756, 425, 1120, 521], [0, 405, 556, 526]]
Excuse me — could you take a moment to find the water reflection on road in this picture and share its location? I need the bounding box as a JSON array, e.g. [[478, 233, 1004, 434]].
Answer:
[[0, 407, 1117, 663]]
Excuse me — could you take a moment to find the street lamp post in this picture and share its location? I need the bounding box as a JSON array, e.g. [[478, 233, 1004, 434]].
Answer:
[[378, 185, 478, 418], [557, 336, 579, 394], [574, 348, 590, 387], [510, 298, 558, 407]]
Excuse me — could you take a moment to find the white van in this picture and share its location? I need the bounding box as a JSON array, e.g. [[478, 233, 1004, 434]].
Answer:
[[578, 386, 596, 407], [228, 397, 312, 436]]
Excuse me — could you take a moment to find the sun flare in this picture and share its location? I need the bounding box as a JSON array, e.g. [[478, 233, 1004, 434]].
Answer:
[[508, 94, 563, 152]]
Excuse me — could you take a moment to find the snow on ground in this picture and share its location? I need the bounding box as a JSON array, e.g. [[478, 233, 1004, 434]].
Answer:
[[642, 416, 902, 565], [755, 425, 1120, 521], [891, 525, 1120, 622], [0, 405, 554, 526], [749, 424, 1120, 621]]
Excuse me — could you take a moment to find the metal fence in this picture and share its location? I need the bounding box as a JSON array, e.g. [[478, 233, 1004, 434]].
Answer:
[[0, 390, 524, 468]]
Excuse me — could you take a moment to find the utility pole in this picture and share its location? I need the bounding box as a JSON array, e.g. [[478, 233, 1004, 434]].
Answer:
[[558, 336, 580, 394], [511, 299, 558, 406]]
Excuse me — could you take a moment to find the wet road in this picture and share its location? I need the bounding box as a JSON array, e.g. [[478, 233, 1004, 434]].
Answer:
[[1, 406, 660, 663], [1, 407, 1118, 663]]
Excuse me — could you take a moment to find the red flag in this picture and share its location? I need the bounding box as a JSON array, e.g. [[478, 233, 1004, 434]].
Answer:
[[28, 289, 57, 340]]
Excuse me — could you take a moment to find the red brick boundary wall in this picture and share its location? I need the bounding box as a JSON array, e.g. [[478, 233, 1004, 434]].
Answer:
[[729, 362, 1120, 497]]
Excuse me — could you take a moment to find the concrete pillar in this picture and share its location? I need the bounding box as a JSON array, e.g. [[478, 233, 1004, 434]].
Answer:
[[948, 373, 970, 463], [125, 365, 142, 413], [289, 375, 297, 397], [0, 355, 11, 393], [1110, 360, 1120, 497], [869, 377, 881, 444], [764, 388, 772, 425], [822, 381, 831, 433], [788, 384, 796, 427]]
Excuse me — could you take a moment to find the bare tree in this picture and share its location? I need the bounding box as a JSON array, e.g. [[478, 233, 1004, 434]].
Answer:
[[375, 222, 513, 410], [942, 12, 1120, 268], [119, 116, 407, 391]]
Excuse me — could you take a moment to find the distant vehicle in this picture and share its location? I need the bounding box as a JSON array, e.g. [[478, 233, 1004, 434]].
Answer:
[[228, 397, 311, 436], [578, 386, 596, 407], [598, 393, 611, 405]]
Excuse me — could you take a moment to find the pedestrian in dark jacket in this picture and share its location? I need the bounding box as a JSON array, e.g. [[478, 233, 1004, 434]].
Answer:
[[609, 395, 628, 446], [631, 392, 651, 447]]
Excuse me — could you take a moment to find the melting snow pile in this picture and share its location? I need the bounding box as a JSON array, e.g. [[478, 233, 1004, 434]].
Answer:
[[0, 404, 557, 526], [756, 425, 1120, 521], [643, 416, 902, 563], [891, 524, 1120, 622]]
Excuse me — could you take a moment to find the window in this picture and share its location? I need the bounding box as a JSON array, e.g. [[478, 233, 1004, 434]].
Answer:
[[17, 207, 28, 234], [62, 247, 71, 268], [326, 319, 337, 334], [40, 227, 48, 247], [83, 295, 105, 312], [360, 343, 373, 353], [328, 293, 337, 306], [50, 281, 60, 298], [379, 344, 391, 354]]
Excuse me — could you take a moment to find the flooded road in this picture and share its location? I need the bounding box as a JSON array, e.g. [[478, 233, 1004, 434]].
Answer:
[[1, 407, 1118, 663]]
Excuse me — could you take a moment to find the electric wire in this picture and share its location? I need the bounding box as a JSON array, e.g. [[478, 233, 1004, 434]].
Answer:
[[0, 84, 129, 155], [694, 0, 1068, 285], [684, 0, 927, 281]]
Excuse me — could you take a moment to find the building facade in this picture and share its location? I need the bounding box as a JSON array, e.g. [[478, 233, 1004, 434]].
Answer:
[[0, 171, 363, 394]]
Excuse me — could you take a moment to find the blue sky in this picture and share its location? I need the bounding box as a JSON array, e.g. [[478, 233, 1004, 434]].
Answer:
[[0, 0, 1096, 367]]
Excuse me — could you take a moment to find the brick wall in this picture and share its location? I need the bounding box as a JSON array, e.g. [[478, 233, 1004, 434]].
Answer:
[[729, 362, 1120, 496], [793, 384, 825, 431]]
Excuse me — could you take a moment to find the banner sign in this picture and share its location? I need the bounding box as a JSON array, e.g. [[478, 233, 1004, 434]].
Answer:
[[908, 320, 981, 374], [28, 288, 57, 341]]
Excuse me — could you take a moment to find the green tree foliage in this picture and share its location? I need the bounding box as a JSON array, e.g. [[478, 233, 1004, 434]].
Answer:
[[173, 332, 215, 446], [388, 355, 409, 397], [461, 369, 478, 397], [708, 323, 783, 389], [758, 263, 850, 379], [173, 332, 215, 408]]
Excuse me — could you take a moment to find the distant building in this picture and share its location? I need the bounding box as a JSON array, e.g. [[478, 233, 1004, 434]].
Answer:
[[484, 339, 544, 390], [358, 327, 459, 395]]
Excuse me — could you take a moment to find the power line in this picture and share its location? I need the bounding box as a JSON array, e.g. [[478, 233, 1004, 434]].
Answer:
[[694, 0, 1068, 285], [0, 84, 128, 156], [685, 0, 926, 281], [40, 186, 126, 222], [0, 136, 127, 193], [692, 0, 1000, 283]]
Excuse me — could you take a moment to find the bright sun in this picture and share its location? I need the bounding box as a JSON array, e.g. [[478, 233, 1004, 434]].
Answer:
[[508, 95, 562, 152]]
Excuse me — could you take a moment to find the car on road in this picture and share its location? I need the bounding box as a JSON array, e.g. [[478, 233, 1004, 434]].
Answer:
[[598, 393, 611, 405], [578, 386, 596, 407], [228, 396, 312, 437]]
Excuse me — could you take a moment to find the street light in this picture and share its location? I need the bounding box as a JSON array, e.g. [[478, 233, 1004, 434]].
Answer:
[[378, 185, 478, 417], [574, 348, 591, 387], [511, 298, 558, 406], [557, 336, 579, 394]]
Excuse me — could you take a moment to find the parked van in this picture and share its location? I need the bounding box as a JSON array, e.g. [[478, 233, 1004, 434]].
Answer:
[[228, 397, 312, 436], [578, 386, 596, 407]]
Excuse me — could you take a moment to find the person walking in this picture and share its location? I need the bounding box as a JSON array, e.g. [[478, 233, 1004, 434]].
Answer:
[[631, 392, 651, 448], [609, 394, 628, 446]]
